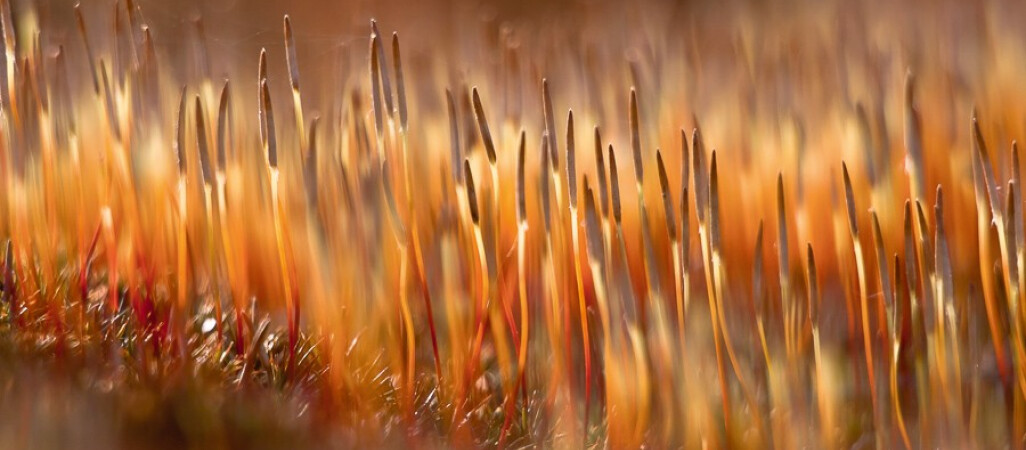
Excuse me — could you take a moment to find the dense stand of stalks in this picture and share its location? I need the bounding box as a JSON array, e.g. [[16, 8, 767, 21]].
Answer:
[[5, 0, 1026, 447]]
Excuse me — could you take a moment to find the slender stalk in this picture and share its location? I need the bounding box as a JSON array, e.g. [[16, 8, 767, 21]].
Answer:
[[382, 159, 416, 418], [565, 110, 593, 431], [692, 127, 732, 431], [498, 131, 529, 447], [657, 151, 685, 354], [394, 33, 442, 383], [261, 79, 298, 367], [842, 162, 879, 437]]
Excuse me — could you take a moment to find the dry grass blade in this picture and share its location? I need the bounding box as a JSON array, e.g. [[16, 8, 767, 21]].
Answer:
[[777, 173, 790, 296], [595, 127, 609, 217], [934, 185, 952, 299], [629, 88, 643, 184], [753, 220, 765, 309], [566, 110, 577, 208], [842, 162, 858, 239], [391, 33, 408, 131], [660, 147, 685, 359], [216, 80, 231, 173], [261, 80, 277, 168], [972, 115, 1000, 217], [464, 159, 480, 225], [842, 160, 879, 435], [370, 20, 393, 116], [680, 183, 690, 279], [565, 108, 592, 430], [516, 130, 527, 225], [542, 78, 558, 169], [369, 38, 384, 140], [305, 117, 320, 207], [584, 178, 603, 262], [902, 200, 918, 302], [1014, 142, 1024, 250], [681, 128, 690, 201], [871, 211, 893, 330], [914, 200, 935, 303], [710, 150, 722, 274], [708, 150, 760, 434], [657, 150, 676, 238], [609, 146, 622, 226], [3, 240, 13, 318], [175, 86, 188, 176], [472, 87, 498, 164], [284, 15, 300, 92], [1006, 181, 1019, 292], [257, 48, 269, 145], [142, 26, 155, 69], [806, 243, 819, 323], [283, 15, 307, 152], [195, 96, 213, 185], [540, 136, 552, 231], [970, 113, 1013, 386], [692, 127, 708, 224], [890, 250, 912, 450]]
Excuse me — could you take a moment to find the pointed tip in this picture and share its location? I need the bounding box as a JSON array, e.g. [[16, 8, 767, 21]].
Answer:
[[392, 31, 408, 129], [217, 79, 231, 171], [609, 145, 622, 225], [842, 161, 858, 237], [471, 87, 497, 164], [261, 79, 278, 168], [517, 130, 527, 225], [629, 88, 643, 183], [175, 86, 188, 175], [284, 15, 300, 91], [464, 159, 480, 225], [566, 109, 578, 209], [657, 149, 675, 238], [542, 78, 558, 168]]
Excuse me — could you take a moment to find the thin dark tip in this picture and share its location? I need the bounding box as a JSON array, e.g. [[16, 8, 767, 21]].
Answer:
[[609, 145, 622, 224], [709, 150, 721, 248], [681, 128, 690, 197], [216, 79, 231, 171], [175, 86, 188, 176], [842, 161, 858, 237], [595, 127, 609, 217], [392, 32, 408, 130], [284, 15, 301, 92], [471, 87, 497, 164], [566, 109, 577, 208], [261, 79, 277, 168], [629, 88, 643, 184], [516, 130, 527, 224], [542, 78, 558, 168], [464, 159, 480, 225], [657, 150, 676, 238]]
